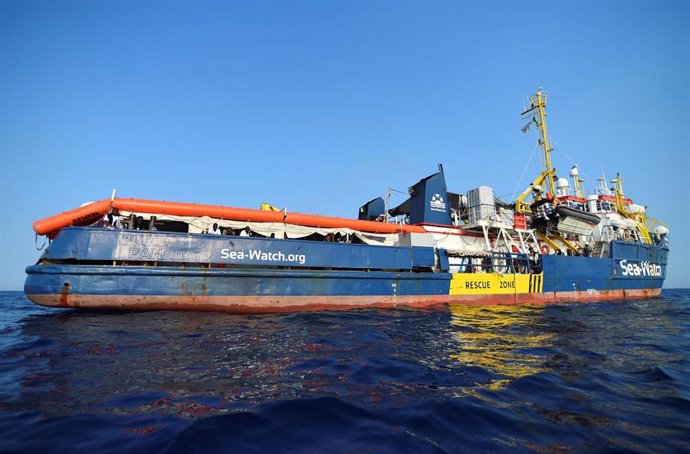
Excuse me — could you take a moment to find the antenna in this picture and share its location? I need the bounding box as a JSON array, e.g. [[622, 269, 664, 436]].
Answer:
[[384, 189, 391, 223], [596, 164, 612, 196], [384, 187, 406, 223]]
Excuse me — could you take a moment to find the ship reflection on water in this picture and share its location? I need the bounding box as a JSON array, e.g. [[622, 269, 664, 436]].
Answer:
[[6, 304, 558, 419], [448, 304, 553, 391]]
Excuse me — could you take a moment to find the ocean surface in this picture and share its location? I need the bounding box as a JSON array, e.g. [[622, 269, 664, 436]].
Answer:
[[1, 291, 689, 453]]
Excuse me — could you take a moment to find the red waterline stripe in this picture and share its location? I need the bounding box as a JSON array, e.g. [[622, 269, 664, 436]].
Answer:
[[27, 288, 662, 314]]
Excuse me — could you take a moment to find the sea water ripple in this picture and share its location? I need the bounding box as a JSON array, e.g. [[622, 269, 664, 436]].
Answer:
[[1, 290, 689, 453]]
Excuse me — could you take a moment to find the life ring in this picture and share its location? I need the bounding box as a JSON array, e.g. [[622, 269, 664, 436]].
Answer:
[[540, 245, 549, 254]]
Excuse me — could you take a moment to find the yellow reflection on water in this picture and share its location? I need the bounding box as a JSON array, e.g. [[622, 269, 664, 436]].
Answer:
[[449, 304, 553, 390]]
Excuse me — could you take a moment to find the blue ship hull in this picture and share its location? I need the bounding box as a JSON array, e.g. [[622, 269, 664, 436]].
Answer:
[[25, 228, 667, 312]]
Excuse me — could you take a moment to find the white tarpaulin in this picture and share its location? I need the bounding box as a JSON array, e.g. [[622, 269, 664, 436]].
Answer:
[[119, 212, 401, 246]]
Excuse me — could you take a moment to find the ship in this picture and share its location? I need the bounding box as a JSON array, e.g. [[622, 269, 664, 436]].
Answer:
[[24, 89, 670, 313]]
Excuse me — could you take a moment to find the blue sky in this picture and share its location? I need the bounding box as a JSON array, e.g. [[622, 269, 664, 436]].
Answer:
[[1, 0, 688, 289]]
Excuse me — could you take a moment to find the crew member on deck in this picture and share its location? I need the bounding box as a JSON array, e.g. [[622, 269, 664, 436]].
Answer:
[[134, 216, 145, 230], [582, 243, 592, 257], [104, 208, 123, 229]]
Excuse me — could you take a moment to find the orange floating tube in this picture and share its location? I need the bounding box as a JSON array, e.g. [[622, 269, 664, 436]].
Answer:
[[33, 198, 426, 237], [33, 200, 113, 238]]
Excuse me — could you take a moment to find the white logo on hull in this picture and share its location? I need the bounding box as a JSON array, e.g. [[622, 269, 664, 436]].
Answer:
[[619, 260, 662, 277], [220, 248, 306, 265]]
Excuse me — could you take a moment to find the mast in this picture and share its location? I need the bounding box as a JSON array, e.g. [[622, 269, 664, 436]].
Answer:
[[570, 165, 584, 198], [521, 88, 555, 195], [515, 88, 557, 213], [612, 172, 653, 244], [612, 173, 626, 214], [536, 89, 555, 195]]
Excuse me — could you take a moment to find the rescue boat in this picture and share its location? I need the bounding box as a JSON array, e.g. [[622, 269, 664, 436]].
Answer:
[[24, 89, 669, 312]]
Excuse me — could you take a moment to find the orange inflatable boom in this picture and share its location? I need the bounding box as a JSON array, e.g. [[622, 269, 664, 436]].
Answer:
[[33, 198, 426, 237]]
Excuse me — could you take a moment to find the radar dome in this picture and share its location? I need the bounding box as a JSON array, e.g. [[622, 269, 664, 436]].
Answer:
[[653, 225, 669, 236]]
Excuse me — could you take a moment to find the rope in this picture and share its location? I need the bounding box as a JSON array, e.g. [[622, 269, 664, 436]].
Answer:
[[508, 143, 539, 199], [35, 233, 47, 251], [550, 136, 594, 186]]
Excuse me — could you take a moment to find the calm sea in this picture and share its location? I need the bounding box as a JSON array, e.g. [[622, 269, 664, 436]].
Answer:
[[1, 290, 689, 453]]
